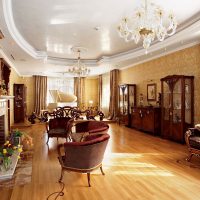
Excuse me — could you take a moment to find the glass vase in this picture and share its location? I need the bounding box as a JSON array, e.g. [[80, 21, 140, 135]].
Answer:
[[3, 157, 12, 171], [13, 137, 20, 146]]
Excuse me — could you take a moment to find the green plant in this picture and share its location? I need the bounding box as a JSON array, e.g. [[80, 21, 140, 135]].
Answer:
[[11, 129, 23, 137], [0, 141, 22, 170]]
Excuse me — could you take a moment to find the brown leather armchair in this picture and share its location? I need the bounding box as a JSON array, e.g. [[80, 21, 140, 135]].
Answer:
[[57, 133, 110, 187], [185, 128, 200, 161], [46, 117, 74, 144]]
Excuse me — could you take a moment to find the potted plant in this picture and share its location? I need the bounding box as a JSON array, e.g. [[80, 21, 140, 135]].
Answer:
[[11, 129, 23, 146], [0, 141, 22, 171]]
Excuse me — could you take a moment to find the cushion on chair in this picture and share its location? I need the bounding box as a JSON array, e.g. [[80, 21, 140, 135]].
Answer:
[[189, 136, 200, 150], [48, 128, 66, 136], [49, 117, 71, 129], [75, 121, 109, 133], [64, 134, 110, 147]]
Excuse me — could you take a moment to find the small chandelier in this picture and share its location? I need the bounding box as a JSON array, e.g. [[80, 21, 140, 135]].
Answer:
[[117, 0, 177, 53], [68, 47, 90, 77]]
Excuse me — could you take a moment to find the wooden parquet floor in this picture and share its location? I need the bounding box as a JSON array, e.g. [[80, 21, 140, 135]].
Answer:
[[1, 123, 200, 200]]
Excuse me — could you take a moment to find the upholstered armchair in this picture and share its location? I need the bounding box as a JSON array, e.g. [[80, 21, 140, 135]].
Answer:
[[57, 133, 110, 187], [46, 117, 74, 144], [71, 121, 109, 142], [185, 127, 200, 161], [75, 121, 109, 133]]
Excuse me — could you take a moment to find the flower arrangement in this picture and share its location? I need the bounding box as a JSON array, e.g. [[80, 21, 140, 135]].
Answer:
[[11, 129, 23, 137], [0, 79, 7, 95], [10, 129, 24, 146], [0, 141, 22, 171]]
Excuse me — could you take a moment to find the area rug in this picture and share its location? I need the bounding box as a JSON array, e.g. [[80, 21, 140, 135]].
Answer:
[[176, 156, 200, 169], [0, 151, 33, 189]]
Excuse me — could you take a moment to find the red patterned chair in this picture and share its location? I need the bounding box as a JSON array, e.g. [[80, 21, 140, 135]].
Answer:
[[57, 133, 110, 187], [46, 117, 74, 144]]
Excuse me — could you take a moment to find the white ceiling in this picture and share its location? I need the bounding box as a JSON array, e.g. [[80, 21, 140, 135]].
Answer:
[[0, 0, 200, 77]]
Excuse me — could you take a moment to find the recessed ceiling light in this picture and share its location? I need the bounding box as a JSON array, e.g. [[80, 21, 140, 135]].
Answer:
[[94, 26, 100, 31]]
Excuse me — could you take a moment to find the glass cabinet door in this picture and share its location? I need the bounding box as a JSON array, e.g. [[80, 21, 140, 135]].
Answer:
[[185, 78, 192, 125], [172, 79, 182, 124], [123, 86, 128, 115], [119, 85, 128, 115], [162, 81, 170, 122], [129, 86, 135, 114]]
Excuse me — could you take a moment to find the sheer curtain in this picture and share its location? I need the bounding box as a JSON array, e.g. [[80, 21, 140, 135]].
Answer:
[[98, 75, 102, 110], [47, 77, 74, 104], [101, 73, 110, 117], [74, 77, 85, 108]]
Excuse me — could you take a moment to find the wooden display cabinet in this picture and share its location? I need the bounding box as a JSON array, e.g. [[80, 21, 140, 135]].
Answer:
[[118, 84, 136, 126], [160, 75, 194, 143], [131, 106, 161, 135], [14, 84, 27, 123]]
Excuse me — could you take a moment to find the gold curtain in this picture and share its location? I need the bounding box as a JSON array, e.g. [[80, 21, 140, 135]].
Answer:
[[108, 69, 119, 120], [34, 75, 47, 115], [74, 77, 79, 98], [74, 77, 85, 108], [98, 75, 102, 110]]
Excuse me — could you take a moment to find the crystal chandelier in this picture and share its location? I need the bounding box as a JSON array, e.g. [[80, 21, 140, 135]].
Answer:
[[68, 48, 90, 77], [117, 0, 177, 53]]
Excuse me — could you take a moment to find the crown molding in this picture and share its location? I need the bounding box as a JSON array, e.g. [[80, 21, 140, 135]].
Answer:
[[46, 56, 98, 67], [2, 0, 47, 59], [2, 0, 200, 69]]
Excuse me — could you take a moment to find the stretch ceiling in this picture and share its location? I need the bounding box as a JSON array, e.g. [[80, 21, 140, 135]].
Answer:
[[0, 0, 200, 77]]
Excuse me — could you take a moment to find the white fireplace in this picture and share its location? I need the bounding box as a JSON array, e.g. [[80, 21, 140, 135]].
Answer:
[[0, 96, 14, 144]]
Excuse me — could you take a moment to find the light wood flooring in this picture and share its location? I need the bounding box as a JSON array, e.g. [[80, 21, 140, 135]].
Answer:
[[1, 123, 200, 200]]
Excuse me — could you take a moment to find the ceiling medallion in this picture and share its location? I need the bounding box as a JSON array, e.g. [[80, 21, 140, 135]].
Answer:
[[117, 0, 177, 53], [68, 47, 90, 77]]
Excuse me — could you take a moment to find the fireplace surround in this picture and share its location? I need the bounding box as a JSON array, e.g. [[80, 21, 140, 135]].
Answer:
[[0, 97, 14, 144]]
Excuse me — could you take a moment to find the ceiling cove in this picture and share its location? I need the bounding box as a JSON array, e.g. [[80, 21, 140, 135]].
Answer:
[[2, 0, 200, 69]]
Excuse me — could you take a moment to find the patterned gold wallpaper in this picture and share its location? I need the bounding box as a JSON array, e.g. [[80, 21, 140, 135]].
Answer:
[[84, 77, 99, 108], [119, 44, 200, 124]]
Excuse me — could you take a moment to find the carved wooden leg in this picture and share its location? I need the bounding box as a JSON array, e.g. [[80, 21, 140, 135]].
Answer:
[[87, 173, 91, 187], [59, 168, 64, 183], [46, 136, 49, 144], [100, 166, 105, 175], [186, 152, 194, 162]]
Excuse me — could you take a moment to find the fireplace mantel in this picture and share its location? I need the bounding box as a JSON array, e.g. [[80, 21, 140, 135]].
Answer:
[[0, 96, 14, 144], [0, 95, 15, 100]]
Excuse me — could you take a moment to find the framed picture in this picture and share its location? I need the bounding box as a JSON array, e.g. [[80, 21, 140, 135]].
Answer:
[[147, 83, 157, 101]]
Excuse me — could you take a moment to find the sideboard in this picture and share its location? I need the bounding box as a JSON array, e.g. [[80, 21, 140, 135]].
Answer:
[[131, 106, 161, 135]]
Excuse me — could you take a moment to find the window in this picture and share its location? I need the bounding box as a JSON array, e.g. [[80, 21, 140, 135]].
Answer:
[[47, 77, 74, 104]]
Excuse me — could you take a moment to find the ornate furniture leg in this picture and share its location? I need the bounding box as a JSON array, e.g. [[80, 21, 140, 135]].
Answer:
[[46, 136, 49, 144], [185, 128, 200, 162], [59, 168, 64, 183], [100, 166, 105, 175], [87, 173, 91, 187], [186, 152, 194, 162]]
